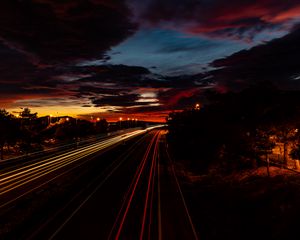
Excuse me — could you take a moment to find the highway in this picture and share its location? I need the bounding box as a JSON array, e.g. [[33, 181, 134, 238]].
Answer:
[[0, 127, 144, 169], [0, 127, 199, 240]]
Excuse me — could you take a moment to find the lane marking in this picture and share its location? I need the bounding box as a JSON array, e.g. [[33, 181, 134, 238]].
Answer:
[[48, 134, 149, 240], [166, 145, 199, 240], [114, 132, 159, 240], [0, 136, 123, 181], [157, 146, 162, 240], [27, 133, 149, 240], [0, 129, 151, 179], [0, 130, 149, 196], [0, 129, 158, 208], [140, 132, 160, 240], [107, 135, 153, 240], [147, 134, 159, 240], [0, 139, 121, 195]]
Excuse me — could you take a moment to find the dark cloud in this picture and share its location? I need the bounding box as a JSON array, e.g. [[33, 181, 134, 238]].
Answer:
[[74, 65, 202, 90], [0, 43, 36, 84], [0, 43, 71, 106], [207, 24, 300, 90], [2, 0, 300, 119], [77, 86, 124, 97], [0, 0, 136, 64], [92, 93, 140, 107], [78, 64, 150, 81], [158, 87, 203, 109], [117, 24, 300, 112], [130, 0, 300, 39], [71, 65, 207, 112], [0, 43, 75, 107], [0, 0, 140, 109]]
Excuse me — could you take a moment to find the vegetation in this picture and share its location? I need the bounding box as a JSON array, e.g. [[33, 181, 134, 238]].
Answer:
[[167, 84, 300, 174], [289, 143, 300, 170], [0, 108, 143, 160], [0, 109, 21, 159]]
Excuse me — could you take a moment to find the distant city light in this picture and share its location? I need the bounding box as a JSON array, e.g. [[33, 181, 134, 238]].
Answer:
[[119, 117, 123, 121]]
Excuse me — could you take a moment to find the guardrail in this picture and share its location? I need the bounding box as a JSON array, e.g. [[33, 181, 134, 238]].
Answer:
[[259, 155, 300, 175], [0, 127, 142, 164]]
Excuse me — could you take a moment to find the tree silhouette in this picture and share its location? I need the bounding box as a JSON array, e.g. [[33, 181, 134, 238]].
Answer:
[[254, 128, 276, 177], [289, 143, 300, 170], [167, 85, 300, 174], [0, 109, 10, 159], [20, 108, 37, 119], [0, 109, 20, 159]]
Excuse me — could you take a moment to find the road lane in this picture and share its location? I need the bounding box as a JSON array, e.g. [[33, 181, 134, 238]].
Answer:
[[0, 128, 160, 209], [40, 131, 161, 240], [0, 128, 143, 171], [159, 132, 199, 240], [112, 131, 160, 240], [0, 127, 200, 240], [108, 130, 199, 240]]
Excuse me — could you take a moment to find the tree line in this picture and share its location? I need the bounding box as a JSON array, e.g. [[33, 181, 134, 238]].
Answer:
[[167, 84, 300, 175], [0, 108, 111, 160]]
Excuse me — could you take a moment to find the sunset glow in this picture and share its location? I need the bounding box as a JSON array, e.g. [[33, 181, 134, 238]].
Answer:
[[1, 0, 300, 121]]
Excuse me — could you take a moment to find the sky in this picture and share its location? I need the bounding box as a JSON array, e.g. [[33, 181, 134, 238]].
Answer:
[[1, 0, 300, 122]]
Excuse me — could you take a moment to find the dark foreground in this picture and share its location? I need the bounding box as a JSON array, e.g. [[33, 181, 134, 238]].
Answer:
[[0, 129, 198, 240], [177, 167, 300, 240], [1, 128, 300, 239]]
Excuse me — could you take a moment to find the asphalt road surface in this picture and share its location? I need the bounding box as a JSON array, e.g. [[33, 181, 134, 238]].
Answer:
[[0, 127, 199, 240]]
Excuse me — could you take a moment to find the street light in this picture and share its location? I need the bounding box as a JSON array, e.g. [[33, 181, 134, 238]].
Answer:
[[48, 114, 53, 125], [127, 118, 131, 128], [134, 118, 138, 127]]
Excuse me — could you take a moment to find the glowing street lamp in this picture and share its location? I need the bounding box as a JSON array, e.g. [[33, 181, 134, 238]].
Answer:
[[134, 118, 138, 127], [48, 114, 53, 125]]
